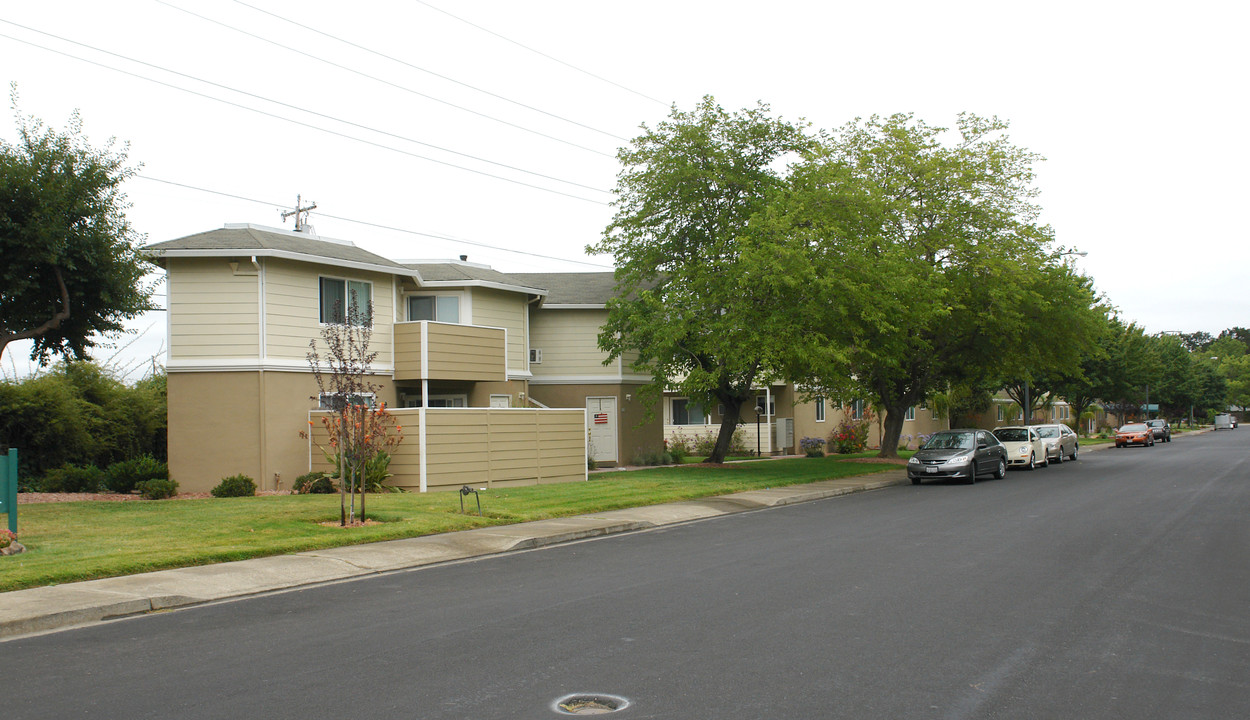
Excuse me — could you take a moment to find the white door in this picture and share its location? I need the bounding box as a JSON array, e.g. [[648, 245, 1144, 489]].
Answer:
[[586, 397, 618, 464]]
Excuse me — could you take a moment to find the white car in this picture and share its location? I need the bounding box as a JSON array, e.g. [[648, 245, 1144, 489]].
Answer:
[[1033, 423, 1080, 462], [992, 426, 1047, 470]]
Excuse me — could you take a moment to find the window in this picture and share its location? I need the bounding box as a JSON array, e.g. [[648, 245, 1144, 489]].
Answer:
[[850, 399, 865, 420], [318, 392, 376, 411], [756, 395, 775, 416], [319, 278, 372, 325], [905, 406, 916, 421], [815, 396, 825, 422], [408, 294, 460, 323], [672, 398, 708, 425], [997, 404, 1004, 422]]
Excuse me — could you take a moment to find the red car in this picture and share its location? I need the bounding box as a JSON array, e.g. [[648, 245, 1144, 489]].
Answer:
[[1115, 423, 1154, 448]]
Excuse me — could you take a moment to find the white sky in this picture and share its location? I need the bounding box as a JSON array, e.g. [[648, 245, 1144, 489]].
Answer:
[[2, 0, 1247, 380]]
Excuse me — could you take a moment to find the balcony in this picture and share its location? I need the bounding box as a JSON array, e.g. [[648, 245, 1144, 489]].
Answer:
[[393, 321, 507, 382]]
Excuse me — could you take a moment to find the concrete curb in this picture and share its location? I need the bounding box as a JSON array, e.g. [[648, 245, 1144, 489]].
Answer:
[[0, 469, 908, 640]]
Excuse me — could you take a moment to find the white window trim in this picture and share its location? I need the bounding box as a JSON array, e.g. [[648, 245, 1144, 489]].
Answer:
[[815, 396, 826, 423], [318, 276, 373, 326], [405, 291, 465, 324]]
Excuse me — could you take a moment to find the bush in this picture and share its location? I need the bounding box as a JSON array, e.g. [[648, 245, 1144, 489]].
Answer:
[[104, 455, 169, 493], [39, 464, 105, 493], [666, 431, 693, 462], [799, 436, 826, 457], [137, 477, 179, 500], [291, 471, 335, 494], [828, 415, 871, 454], [211, 474, 257, 498], [630, 448, 673, 466]]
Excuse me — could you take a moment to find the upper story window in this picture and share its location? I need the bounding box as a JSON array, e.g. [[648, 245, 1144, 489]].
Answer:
[[408, 295, 460, 323], [815, 396, 825, 422], [319, 277, 372, 326], [850, 399, 865, 420], [904, 406, 916, 421], [755, 395, 775, 416]]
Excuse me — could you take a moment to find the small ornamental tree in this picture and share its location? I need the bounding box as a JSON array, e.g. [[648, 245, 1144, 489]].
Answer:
[[303, 292, 402, 525]]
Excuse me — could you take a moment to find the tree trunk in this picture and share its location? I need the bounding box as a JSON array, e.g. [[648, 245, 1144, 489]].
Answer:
[[708, 396, 746, 464], [876, 404, 909, 459]]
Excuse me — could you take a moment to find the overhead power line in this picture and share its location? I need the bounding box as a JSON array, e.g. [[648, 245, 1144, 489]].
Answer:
[[230, 0, 629, 143], [136, 174, 614, 269], [0, 19, 609, 195], [412, 0, 669, 107], [156, 1, 615, 158], [0, 28, 610, 205]]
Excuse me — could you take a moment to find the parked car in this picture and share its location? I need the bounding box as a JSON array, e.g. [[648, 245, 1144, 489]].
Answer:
[[908, 429, 1008, 485], [1115, 423, 1154, 448], [1146, 419, 1171, 442], [1033, 423, 1080, 462], [992, 426, 1047, 470]]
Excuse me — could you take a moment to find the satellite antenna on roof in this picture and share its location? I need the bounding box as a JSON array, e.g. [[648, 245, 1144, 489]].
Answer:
[[280, 194, 317, 233]]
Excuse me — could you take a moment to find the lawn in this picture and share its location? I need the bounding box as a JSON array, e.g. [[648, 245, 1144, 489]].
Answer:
[[1, 456, 898, 593]]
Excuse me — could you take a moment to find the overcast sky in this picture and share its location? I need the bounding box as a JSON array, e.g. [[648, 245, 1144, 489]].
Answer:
[[2, 0, 1247, 380]]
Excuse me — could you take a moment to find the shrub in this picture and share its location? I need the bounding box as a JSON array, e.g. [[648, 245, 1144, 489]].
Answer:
[[897, 434, 913, 451], [799, 436, 826, 457], [104, 455, 169, 493], [211, 474, 257, 498], [39, 464, 105, 493], [828, 415, 871, 454], [137, 478, 179, 500], [292, 471, 335, 494], [0, 529, 15, 550], [630, 448, 673, 466], [666, 431, 693, 462]]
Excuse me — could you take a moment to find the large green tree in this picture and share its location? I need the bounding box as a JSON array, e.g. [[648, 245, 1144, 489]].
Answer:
[[587, 97, 811, 463], [771, 113, 1101, 457], [0, 101, 155, 365]]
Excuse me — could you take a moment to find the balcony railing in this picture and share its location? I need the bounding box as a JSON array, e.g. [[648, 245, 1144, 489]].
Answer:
[[393, 321, 507, 382]]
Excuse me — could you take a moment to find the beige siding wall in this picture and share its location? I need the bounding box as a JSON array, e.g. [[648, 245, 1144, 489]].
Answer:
[[167, 257, 260, 360], [470, 287, 528, 372], [265, 258, 394, 363], [529, 308, 615, 377], [310, 407, 586, 492], [791, 397, 950, 453]]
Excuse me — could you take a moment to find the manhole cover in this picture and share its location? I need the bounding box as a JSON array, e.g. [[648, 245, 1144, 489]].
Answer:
[[553, 693, 630, 715]]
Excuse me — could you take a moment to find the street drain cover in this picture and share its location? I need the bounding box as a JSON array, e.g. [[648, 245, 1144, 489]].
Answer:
[[553, 693, 629, 715]]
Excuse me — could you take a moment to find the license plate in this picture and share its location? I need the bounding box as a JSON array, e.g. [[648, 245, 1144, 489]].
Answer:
[[926, 466, 937, 474]]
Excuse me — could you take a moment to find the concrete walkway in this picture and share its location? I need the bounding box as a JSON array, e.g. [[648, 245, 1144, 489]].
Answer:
[[0, 469, 908, 640]]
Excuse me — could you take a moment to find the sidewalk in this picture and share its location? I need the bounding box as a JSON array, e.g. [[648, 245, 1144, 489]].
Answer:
[[0, 469, 907, 640]]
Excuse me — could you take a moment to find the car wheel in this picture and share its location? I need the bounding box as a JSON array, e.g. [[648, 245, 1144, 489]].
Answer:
[[1069, 446, 1078, 461], [993, 458, 1006, 480], [1028, 452, 1036, 470], [1054, 449, 1063, 464], [1040, 453, 1049, 468]]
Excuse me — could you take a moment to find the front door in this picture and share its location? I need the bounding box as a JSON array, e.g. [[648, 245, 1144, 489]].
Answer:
[[586, 397, 618, 465]]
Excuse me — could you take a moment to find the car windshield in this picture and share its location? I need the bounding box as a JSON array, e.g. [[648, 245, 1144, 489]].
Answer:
[[1120, 423, 1148, 432], [1148, 420, 1164, 427], [922, 432, 974, 450], [1036, 427, 1059, 438], [994, 428, 1029, 442]]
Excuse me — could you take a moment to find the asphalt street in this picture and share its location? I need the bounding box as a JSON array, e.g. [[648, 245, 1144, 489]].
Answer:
[[5, 430, 1248, 719]]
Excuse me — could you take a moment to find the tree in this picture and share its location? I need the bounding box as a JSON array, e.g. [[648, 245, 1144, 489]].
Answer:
[[772, 113, 1102, 457], [587, 97, 811, 463], [1, 98, 155, 365]]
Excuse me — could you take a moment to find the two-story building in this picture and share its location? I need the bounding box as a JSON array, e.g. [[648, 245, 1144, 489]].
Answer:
[[145, 223, 595, 493]]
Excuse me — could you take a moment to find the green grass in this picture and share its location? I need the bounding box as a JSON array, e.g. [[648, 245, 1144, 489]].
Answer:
[[1, 457, 896, 593]]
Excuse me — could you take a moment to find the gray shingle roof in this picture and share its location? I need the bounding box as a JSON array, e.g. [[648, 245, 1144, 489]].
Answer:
[[508, 272, 619, 305], [143, 225, 410, 272]]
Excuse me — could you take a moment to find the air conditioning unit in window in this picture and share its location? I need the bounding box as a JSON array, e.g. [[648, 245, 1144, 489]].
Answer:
[[529, 348, 542, 364]]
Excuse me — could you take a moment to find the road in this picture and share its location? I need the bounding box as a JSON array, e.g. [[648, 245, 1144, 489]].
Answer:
[[5, 431, 1249, 719]]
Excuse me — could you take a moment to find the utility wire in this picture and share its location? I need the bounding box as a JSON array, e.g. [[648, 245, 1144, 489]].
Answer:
[[0, 19, 609, 195], [136, 174, 614, 269], [156, 1, 615, 158], [412, 0, 669, 107], [231, 0, 628, 142], [0, 29, 610, 205]]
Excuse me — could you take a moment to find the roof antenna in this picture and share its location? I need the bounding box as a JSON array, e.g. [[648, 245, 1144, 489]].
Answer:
[[281, 194, 317, 233]]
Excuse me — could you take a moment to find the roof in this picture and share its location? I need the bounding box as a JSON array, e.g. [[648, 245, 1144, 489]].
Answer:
[[143, 224, 413, 277], [508, 272, 619, 306], [402, 262, 548, 297]]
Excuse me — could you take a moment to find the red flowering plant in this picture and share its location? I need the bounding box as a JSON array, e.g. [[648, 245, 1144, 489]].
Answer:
[[0, 529, 16, 550], [828, 408, 874, 454]]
